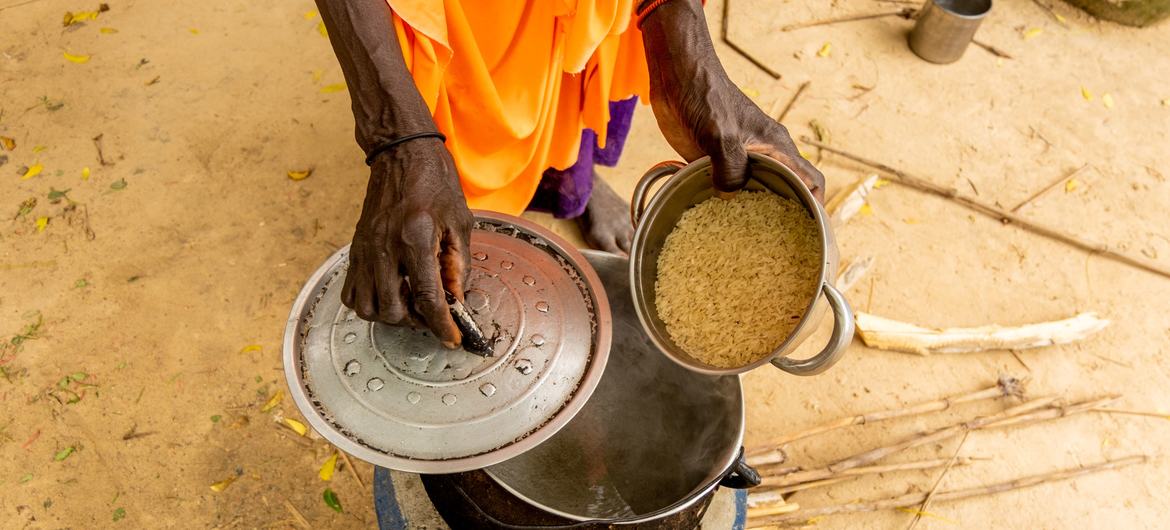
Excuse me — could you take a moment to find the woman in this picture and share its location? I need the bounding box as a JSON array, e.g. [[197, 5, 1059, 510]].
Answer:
[[314, 0, 824, 347]]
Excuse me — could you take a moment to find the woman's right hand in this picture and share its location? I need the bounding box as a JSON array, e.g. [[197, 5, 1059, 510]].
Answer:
[[343, 137, 474, 349]]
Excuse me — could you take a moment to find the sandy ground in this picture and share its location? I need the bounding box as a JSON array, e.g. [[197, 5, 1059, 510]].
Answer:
[[2, 0, 1169, 528]]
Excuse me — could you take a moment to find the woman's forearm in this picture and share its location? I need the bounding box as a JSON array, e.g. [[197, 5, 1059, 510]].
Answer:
[[315, 0, 435, 153], [639, 0, 722, 102]]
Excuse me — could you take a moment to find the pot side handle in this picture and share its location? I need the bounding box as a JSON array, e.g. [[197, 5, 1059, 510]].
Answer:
[[718, 448, 761, 489], [630, 161, 686, 227], [771, 283, 853, 376]]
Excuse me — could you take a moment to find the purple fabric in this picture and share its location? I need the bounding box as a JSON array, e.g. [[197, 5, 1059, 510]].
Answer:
[[527, 97, 638, 219]]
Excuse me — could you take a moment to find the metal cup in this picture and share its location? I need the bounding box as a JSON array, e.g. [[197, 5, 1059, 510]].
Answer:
[[909, 0, 993, 64]]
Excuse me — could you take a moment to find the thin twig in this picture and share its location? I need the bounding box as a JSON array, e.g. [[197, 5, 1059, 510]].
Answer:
[[1093, 408, 1170, 420], [722, 0, 782, 79], [1030, 0, 1070, 27], [338, 450, 367, 489], [1011, 164, 1089, 212], [771, 81, 810, 123], [283, 499, 311, 529], [92, 133, 112, 166], [978, 395, 1119, 430], [971, 39, 1014, 59], [907, 431, 969, 530], [781, 8, 916, 31], [747, 376, 1022, 455], [751, 456, 1148, 526], [0, 0, 46, 12], [800, 137, 1170, 281], [760, 457, 985, 490]]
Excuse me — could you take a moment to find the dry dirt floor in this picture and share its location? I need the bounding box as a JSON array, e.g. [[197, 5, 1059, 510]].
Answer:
[[2, 0, 1169, 528]]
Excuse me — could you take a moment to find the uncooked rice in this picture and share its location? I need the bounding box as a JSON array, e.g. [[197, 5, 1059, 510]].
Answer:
[[655, 192, 821, 368]]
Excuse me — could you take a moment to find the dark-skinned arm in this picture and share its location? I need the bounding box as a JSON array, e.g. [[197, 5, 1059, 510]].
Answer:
[[639, 0, 825, 200], [315, 0, 473, 347]]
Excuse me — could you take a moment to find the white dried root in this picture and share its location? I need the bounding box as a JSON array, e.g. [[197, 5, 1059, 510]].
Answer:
[[854, 312, 1110, 355], [825, 173, 878, 226]]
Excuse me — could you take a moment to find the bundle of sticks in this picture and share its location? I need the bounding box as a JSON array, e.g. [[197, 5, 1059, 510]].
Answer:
[[742, 376, 1152, 528]]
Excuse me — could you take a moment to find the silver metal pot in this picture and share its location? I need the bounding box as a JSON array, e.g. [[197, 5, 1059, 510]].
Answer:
[[628, 154, 854, 376], [482, 250, 758, 524]]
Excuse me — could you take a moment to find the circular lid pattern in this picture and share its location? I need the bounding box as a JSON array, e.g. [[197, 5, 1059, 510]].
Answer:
[[283, 212, 611, 473]]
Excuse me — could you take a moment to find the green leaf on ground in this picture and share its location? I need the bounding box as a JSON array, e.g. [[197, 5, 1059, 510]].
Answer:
[[54, 446, 74, 461], [20, 473, 33, 483], [110, 178, 127, 190], [323, 488, 342, 513], [113, 507, 126, 522], [210, 415, 221, 423]]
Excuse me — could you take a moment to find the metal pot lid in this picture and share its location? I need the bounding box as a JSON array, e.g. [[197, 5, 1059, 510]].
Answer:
[[283, 211, 611, 474]]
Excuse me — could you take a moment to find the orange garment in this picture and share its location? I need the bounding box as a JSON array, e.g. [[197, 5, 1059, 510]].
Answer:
[[388, 0, 650, 215]]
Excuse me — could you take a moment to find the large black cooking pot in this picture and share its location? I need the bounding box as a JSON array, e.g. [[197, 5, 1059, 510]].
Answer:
[[419, 250, 759, 528]]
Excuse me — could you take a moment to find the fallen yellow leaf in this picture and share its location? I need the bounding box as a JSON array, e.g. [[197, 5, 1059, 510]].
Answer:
[[1023, 27, 1043, 40], [873, 178, 891, 189], [317, 20, 328, 38], [63, 10, 100, 26], [284, 418, 308, 436], [1065, 178, 1080, 192], [311, 69, 324, 83], [903, 217, 920, 224], [261, 390, 283, 412], [319, 452, 338, 481], [63, 52, 91, 64], [287, 169, 313, 181], [319, 83, 346, 94], [0, 136, 14, 151], [304, 10, 318, 20], [99, 27, 118, 34], [798, 149, 811, 160], [1102, 93, 1114, 109], [817, 42, 832, 58], [741, 87, 759, 99], [36, 217, 49, 232], [1081, 87, 1093, 101], [1055, 13, 1067, 25], [32, 145, 46, 153], [22, 163, 43, 180], [239, 344, 262, 354], [188, 28, 200, 35], [81, 167, 91, 180], [209, 476, 236, 492], [860, 203, 873, 216]]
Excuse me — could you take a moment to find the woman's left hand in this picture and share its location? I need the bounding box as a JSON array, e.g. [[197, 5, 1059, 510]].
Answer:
[[640, 0, 824, 201]]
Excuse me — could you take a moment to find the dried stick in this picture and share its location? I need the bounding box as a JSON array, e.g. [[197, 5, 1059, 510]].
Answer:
[[1031, 0, 1070, 27], [800, 137, 1170, 281], [747, 502, 802, 519], [766, 476, 852, 495], [283, 499, 311, 529], [761, 456, 984, 490], [1093, 408, 1170, 420], [981, 395, 1119, 430], [338, 450, 367, 489], [722, 0, 782, 79], [854, 312, 1110, 356], [907, 431, 969, 530], [749, 448, 789, 467], [1010, 163, 1089, 212], [751, 455, 1148, 526], [746, 376, 1022, 455], [781, 8, 916, 31], [771, 81, 810, 123], [827, 396, 1058, 473], [971, 39, 1014, 59]]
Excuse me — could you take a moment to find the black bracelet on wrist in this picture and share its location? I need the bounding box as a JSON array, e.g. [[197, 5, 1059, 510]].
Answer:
[[364, 131, 447, 166]]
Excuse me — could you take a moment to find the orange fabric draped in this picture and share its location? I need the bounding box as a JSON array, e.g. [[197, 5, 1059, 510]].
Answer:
[[389, 0, 650, 215]]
